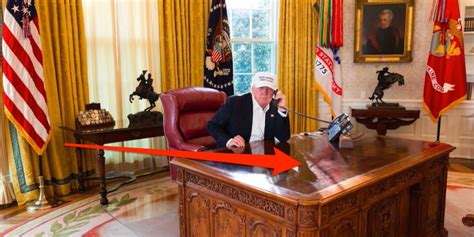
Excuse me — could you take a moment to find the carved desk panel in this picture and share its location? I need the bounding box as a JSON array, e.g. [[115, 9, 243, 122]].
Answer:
[[172, 135, 454, 237]]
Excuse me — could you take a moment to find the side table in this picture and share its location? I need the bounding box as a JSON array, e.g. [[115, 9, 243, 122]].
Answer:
[[351, 106, 420, 135], [61, 121, 165, 205]]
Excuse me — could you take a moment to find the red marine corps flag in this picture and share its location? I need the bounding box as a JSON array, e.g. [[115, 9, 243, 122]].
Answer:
[[423, 0, 467, 121], [2, 0, 51, 154]]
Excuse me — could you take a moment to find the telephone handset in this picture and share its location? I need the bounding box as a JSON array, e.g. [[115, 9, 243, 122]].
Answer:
[[272, 89, 282, 107], [326, 113, 353, 143]]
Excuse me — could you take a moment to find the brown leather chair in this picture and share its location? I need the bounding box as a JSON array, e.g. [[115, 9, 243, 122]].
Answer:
[[161, 87, 227, 178]]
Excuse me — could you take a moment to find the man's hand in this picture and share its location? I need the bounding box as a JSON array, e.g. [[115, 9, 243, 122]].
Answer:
[[229, 146, 245, 154], [274, 90, 288, 111], [227, 135, 245, 148]]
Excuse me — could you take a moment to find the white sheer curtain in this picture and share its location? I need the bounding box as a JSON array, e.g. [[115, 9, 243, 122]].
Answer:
[[82, 0, 167, 172]]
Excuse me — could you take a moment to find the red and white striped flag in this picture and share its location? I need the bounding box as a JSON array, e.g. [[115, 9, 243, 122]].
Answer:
[[2, 0, 50, 155]]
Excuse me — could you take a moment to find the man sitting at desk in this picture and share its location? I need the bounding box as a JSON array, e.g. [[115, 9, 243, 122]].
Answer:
[[208, 72, 290, 148]]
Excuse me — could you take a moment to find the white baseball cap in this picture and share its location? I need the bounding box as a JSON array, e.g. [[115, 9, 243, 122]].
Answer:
[[252, 72, 277, 90]]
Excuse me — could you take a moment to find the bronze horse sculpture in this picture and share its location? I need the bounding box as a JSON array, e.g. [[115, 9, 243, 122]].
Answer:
[[369, 68, 404, 104], [129, 70, 160, 111]]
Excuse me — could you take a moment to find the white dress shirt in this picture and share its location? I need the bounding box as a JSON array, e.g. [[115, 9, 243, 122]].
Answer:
[[249, 95, 270, 142]]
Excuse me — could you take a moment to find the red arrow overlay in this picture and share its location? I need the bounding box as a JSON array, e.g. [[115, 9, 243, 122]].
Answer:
[[64, 143, 300, 175]]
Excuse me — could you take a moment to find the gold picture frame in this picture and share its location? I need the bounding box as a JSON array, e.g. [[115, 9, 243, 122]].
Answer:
[[354, 0, 414, 63]]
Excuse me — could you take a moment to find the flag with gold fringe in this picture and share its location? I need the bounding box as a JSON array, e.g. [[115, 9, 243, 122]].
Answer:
[[423, 0, 467, 121], [204, 0, 234, 96]]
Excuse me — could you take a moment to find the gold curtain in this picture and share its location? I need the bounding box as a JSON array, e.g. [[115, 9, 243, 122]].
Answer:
[[5, 0, 90, 205], [158, 0, 211, 91], [277, 0, 319, 133]]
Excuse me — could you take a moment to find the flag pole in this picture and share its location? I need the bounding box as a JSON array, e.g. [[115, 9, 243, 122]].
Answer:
[[3, 0, 61, 211], [27, 155, 62, 211], [436, 117, 441, 143]]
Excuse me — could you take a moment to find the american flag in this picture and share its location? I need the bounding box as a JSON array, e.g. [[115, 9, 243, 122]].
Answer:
[[2, 0, 50, 155]]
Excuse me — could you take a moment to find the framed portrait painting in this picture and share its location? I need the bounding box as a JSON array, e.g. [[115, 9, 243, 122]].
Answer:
[[354, 0, 414, 63]]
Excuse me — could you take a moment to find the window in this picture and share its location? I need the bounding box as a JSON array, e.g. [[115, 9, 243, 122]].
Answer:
[[227, 0, 278, 94]]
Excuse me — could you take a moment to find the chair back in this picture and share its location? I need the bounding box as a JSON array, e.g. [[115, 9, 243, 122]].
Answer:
[[161, 87, 227, 151]]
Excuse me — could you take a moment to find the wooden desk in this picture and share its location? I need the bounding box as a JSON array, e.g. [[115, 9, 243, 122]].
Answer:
[[351, 106, 420, 135], [172, 135, 454, 237], [61, 121, 164, 205]]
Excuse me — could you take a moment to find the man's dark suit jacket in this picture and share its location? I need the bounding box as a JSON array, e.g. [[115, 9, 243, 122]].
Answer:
[[208, 93, 290, 148]]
